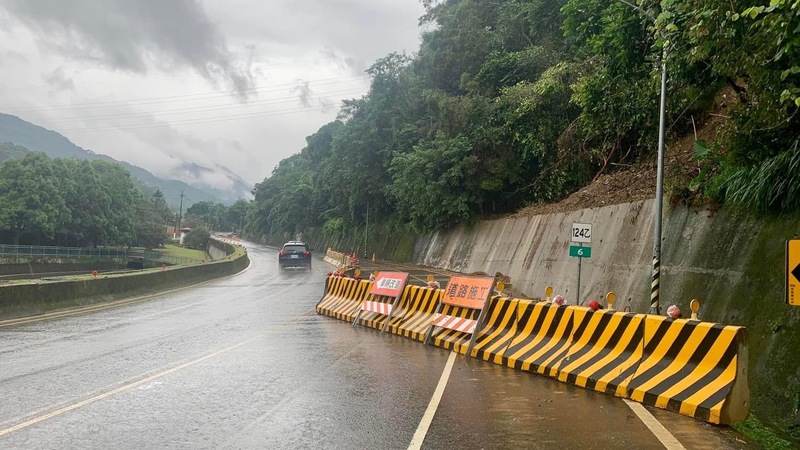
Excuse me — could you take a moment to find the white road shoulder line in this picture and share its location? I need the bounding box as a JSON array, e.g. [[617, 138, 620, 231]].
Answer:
[[408, 351, 457, 450], [623, 399, 687, 450]]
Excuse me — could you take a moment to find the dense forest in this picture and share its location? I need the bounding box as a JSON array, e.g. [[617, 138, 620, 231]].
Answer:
[[0, 152, 175, 248], [249, 0, 800, 241], [0, 144, 249, 248]]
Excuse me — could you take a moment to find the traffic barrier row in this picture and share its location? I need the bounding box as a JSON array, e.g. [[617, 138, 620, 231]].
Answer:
[[315, 276, 748, 424], [323, 248, 358, 269]]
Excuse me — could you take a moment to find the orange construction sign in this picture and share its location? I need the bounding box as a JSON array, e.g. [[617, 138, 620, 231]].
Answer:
[[369, 271, 409, 298], [442, 276, 494, 309]]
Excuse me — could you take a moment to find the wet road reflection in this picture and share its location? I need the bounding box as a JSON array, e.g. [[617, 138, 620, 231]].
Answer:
[[0, 242, 754, 449]]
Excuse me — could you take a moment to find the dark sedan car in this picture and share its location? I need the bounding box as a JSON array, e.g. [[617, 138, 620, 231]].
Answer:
[[278, 241, 312, 270]]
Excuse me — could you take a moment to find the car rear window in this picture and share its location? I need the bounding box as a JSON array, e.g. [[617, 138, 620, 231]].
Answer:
[[283, 245, 307, 252]]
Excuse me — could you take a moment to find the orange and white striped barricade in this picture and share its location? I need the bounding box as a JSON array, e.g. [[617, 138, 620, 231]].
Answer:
[[423, 275, 495, 358], [352, 271, 410, 332]]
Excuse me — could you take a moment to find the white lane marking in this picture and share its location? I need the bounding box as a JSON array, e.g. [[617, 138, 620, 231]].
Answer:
[[0, 338, 258, 437], [623, 399, 687, 450], [0, 310, 316, 437], [408, 351, 457, 450]]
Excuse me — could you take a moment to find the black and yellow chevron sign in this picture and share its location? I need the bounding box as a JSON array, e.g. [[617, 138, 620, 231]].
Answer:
[[788, 240, 800, 306]]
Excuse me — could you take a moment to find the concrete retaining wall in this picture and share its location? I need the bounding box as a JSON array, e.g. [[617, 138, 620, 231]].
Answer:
[[208, 238, 235, 260], [415, 200, 793, 312], [413, 200, 800, 429]]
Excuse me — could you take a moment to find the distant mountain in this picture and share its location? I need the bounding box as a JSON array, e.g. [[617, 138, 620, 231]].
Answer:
[[0, 142, 29, 164], [0, 113, 251, 207]]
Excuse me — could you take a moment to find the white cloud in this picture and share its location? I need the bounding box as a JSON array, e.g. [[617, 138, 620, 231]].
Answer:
[[43, 67, 75, 91], [0, 0, 425, 195]]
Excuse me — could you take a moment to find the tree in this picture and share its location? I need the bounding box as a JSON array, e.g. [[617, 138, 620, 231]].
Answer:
[[89, 161, 139, 246], [0, 153, 68, 244], [53, 158, 111, 247], [226, 199, 250, 233], [131, 190, 170, 249], [183, 227, 210, 250], [389, 133, 480, 231]]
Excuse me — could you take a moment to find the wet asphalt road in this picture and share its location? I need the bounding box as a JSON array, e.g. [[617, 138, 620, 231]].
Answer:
[[0, 242, 754, 449]]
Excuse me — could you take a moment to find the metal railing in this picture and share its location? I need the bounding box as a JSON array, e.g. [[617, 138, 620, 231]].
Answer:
[[0, 244, 202, 265]]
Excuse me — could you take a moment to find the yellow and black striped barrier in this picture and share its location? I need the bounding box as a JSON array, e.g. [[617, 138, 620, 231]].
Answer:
[[470, 296, 519, 363], [627, 316, 749, 424], [386, 285, 441, 341], [556, 309, 645, 398], [315, 277, 749, 424], [315, 276, 369, 322], [504, 300, 574, 378]]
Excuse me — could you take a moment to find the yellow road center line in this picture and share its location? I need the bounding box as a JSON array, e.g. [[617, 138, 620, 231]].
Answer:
[[407, 351, 457, 450], [623, 399, 686, 450]]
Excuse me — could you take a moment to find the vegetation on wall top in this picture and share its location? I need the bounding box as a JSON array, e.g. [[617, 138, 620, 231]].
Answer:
[[248, 0, 800, 242]]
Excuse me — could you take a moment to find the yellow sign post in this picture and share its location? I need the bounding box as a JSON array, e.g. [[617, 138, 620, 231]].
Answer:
[[788, 240, 800, 306]]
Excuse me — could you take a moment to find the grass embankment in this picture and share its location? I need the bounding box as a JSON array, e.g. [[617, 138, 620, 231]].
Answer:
[[153, 244, 208, 260], [733, 415, 795, 449], [0, 245, 209, 287]]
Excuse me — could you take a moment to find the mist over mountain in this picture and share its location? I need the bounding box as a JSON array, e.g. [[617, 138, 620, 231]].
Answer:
[[0, 113, 252, 207], [173, 162, 253, 204]]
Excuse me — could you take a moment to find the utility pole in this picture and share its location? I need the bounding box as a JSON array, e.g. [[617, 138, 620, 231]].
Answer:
[[177, 190, 185, 230], [363, 200, 369, 259], [613, 0, 667, 315], [651, 56, 667, 315], [208, 200, 214, 230]]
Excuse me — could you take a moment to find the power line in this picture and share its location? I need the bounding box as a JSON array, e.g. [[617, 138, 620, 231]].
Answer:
[[39, 86, 367, 124], [4, 75, 369, 113], [59, 103, 344, 133]]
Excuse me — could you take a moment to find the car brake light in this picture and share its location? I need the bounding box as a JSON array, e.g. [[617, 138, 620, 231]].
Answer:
[[279, 251, 287, 256], [303, 251, 310, 256]]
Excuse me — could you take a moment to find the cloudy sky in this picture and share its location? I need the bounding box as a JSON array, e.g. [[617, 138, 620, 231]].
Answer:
[[0, 0, 426, 193]]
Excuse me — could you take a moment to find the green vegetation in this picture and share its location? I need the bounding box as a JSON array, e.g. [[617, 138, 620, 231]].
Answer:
[[182, 228, 211, 251], [155, 244, 207, 260], [733, 415, 794, 449], [0, 150, 250, 249], [249, 0, 800, 244], [0, 142, 29, 163], [185, 199, 249, 234], [0, 152, 173, 248], [0, 113, 237, 209]]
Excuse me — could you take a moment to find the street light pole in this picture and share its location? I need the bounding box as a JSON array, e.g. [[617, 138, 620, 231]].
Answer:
[[612, 0, 667, 314], [363, 200, 369, 259], [651, 57, 667, 315]]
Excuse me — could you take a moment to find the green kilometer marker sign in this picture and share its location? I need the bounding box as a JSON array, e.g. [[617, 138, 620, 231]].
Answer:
[[569, 245, 592, 258]]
